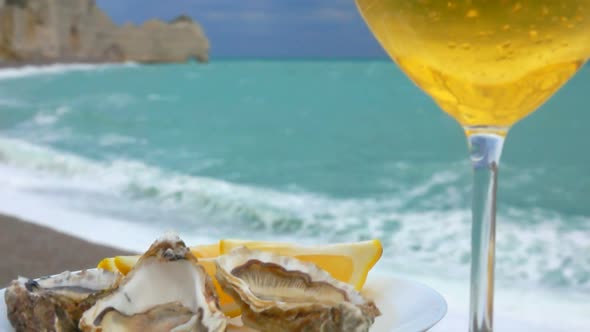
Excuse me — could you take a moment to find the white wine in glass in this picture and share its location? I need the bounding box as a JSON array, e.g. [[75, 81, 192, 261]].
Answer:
[[355, 1, 590, 331]]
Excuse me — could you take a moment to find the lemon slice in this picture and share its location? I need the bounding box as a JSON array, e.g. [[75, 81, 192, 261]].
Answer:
[[198, 257, 241, 318], [190, 243, 220, 258], [219, 239, 383, 290], [113, 256, 139, 275], [97, 256, 117, 271]]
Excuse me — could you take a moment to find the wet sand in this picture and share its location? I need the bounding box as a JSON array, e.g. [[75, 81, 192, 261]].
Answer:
[[0, 213, 133, 287]]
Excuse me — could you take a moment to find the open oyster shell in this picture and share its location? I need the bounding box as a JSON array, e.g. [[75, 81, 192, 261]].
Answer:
[[216, 247, 381, 332], [4, 269, 120, 332], [79, 233, 228, 332]]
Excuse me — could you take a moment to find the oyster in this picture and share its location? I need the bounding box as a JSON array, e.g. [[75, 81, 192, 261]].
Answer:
[[216, 247, 381, 332], [79, 233, 228, 332], [4, 269, 120, 332]]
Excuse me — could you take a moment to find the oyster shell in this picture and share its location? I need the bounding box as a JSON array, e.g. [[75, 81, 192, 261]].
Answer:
[[79, 233, 228, 332], [4, 269, 120, 332], [216, 247, 381, 332]]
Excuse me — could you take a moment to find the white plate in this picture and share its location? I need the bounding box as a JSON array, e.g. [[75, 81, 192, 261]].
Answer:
[[0, 272, 446, 332]]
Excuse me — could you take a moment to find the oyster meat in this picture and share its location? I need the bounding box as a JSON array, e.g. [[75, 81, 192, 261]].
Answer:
[[216, 247, 381, 332], [79, 233, 228, 332], [4, 269, 120, 332]]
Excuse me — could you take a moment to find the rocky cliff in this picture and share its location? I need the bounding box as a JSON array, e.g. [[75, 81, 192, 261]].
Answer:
[[0, 0, 209, 65]]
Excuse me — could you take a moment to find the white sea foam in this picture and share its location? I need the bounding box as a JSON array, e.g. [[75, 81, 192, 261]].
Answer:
[[0, 136, 589, 330], [103, 93, 137, 109], [0, 136, 588, 293], [98, 133, 143, 147], [0, 171, 212, 252], [31, 106, 71, 126], [0, 63, 136, 80], [0, 169, 588, 332]]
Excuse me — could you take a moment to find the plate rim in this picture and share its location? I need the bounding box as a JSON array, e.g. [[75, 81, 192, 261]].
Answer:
[[366, 272, 448, 332]]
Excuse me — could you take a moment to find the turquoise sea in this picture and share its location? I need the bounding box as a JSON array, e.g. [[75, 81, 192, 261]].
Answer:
[[0, 60, 588, 329]]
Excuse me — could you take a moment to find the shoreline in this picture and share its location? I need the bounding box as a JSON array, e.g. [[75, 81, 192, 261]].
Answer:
[[0, 213, 133, 287], [0, 59, 120, 69], [0, 162, 587, 331], [0, 59, 204, 70], [0, 209, 588, 331]]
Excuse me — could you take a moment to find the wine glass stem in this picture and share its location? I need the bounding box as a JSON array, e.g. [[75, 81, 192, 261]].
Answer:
[[467, 131, 505, 332]]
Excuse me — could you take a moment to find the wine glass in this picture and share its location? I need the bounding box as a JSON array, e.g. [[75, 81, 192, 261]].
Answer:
[[354, 1, 590, 331]]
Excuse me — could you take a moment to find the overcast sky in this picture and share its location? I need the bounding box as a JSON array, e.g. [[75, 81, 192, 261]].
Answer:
[[95, 0, 387, 58]]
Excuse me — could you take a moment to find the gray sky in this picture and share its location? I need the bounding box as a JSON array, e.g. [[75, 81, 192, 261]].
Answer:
[[96, 0, 387, 58]]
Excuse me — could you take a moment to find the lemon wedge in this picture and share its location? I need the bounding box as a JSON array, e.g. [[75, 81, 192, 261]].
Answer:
[[219, 239, 382, 290], [198, 257, 241, 318], [190, 243, 220, 258], [97, 256, 117, 272]]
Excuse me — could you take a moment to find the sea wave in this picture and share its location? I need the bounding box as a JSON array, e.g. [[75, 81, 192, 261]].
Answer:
[[98, 133, 144, 147], [0, 62, 136, 80], [0, 136, 588, 292], [31, 106, 71, 126]]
